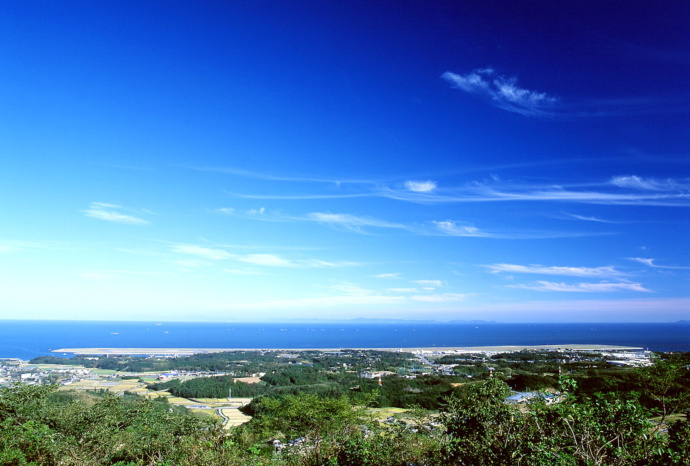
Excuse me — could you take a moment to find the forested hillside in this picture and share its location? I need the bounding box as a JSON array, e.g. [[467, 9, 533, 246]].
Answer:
[[2, 358, 689, 465]]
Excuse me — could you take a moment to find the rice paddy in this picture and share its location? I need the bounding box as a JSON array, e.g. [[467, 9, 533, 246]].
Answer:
[[58, 377, 252, 427]]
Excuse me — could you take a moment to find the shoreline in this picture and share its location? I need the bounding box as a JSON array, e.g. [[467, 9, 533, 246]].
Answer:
[[52, 344, 643, 356]]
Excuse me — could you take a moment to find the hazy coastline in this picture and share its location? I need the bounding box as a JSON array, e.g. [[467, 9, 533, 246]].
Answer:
[[53, 344, 642, 356]]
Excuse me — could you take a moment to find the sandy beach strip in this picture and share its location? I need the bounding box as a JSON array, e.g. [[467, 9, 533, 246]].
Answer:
[[52, 344, 641, 355]]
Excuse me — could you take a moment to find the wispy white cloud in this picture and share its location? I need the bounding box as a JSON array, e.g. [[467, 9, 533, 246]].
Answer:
[[172, 243, 360, 269], [303, 259, 362, 268], [216, 207, 288, 222], [83, 202, 150, 225], [511, 281, 650, 293], [236, 178, 690, 206], [433, 221, 492, 237], [228, 281, 466, 310], [194, 166, 374, 185], [219, 204, 602, 240], [427, 298, 690, 322], [375, 273, 401, 279], [237, 254, 295, 267], [411, 293, 466, 302], [628, 258, 690, 269], [217, 167, 690, 207], [224, 190, 374, 200], [487, 263, 624, 278], [247, 207, 266, 216], [379, 178, 690, 206], [223, 268, 264, 275], [240, 282, 409, 309], [413, 280, 443, 287], [244, 294, 407, 309], [610, 175, 686, 191], [171, 244, 235, 260], [611, 175, 661, 190], [217, 207, 405, 233], [631, 257, 655, 267], [442, 69, 558, 116], [442, 68, 686, 118], [566, 213, 619, 223], [306, 212, 406, 233], [405, 180, 437, 193]]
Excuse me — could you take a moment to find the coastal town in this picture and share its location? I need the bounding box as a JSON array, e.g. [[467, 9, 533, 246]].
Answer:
[[2, 345, 688, 464], [1, 345, 656, 429]]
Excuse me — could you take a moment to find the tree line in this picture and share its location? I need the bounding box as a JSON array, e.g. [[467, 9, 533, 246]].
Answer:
[[3, 359, 689, 464]]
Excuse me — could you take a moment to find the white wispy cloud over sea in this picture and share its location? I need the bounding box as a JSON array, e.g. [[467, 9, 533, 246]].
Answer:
[[442, 68, 689, 118], [216, 205, 606, 240], [487, 263, 624, 278], [628, 258, 690, 269], [171, 243, 360, 269], [442, 69, 558, 116], [82, 202, 150, 225], [379, 178, 690, 206], [171, 244, 235, 260], [405, 180, 437, 193], [565, 213, 619, 223], [610, 175, 688, 191], [510, 281, 650, 293], [215, 166, 690, 207], [413, 280, 443, 288], [433, 221, 491, 237]]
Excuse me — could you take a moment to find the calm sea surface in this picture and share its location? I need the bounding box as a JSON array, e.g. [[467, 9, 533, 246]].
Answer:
[[1, 321, 689, 360]]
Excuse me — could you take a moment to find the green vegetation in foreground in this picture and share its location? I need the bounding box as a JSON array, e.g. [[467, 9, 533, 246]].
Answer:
[[2, 355, 690, 465]]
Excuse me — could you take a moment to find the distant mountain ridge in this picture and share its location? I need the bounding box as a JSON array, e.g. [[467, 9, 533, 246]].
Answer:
[[281, 317, 498, 324], [272, 318, 688, 325]]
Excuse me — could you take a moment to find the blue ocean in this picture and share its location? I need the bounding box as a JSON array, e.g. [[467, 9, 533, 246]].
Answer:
[[1, 321, 689, 360]]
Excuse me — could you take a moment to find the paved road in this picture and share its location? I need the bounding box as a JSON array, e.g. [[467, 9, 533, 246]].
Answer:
[[415, 353, 436, 368]]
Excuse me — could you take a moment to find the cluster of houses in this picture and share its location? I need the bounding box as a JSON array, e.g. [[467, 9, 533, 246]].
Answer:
[[359, 370, 396, 379], [0, 359, 93, 387], [504, 391, 565, 405], [602, 351, 653, 367]]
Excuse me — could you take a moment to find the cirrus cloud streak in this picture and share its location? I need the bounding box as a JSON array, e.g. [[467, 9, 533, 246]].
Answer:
[[442, 69, 558, 116], [510, 281, 650, 293], [487, 263, 624, 278], [82, 202, 150, 225]]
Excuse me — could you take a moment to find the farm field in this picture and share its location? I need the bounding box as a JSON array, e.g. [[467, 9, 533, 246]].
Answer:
[[57, 378, 251, 427], [219, 408, 252, 428], [190, 397, 253, 408], [57, 379, 143, 393], [369, 407, 409, 421]]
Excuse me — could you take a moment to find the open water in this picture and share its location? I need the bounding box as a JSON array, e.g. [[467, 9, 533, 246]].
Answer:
[[1, 321, 689, 360]]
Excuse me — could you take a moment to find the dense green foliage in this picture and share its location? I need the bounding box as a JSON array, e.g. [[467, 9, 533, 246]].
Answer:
[[149, 376, 266, 399], [9, 353, 689, 465], [145, 363, 464, 409], [30, 351, 281, 374], [0, 385, 248, 465], [30, 349, 414, 376]]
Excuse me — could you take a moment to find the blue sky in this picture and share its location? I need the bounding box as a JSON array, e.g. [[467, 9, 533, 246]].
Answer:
[[1, 1, 688, 322]]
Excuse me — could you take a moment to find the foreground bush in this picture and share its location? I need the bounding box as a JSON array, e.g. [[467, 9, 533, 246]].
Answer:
[[0, 384, 268, 465], [1, 366, 689, 465]]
